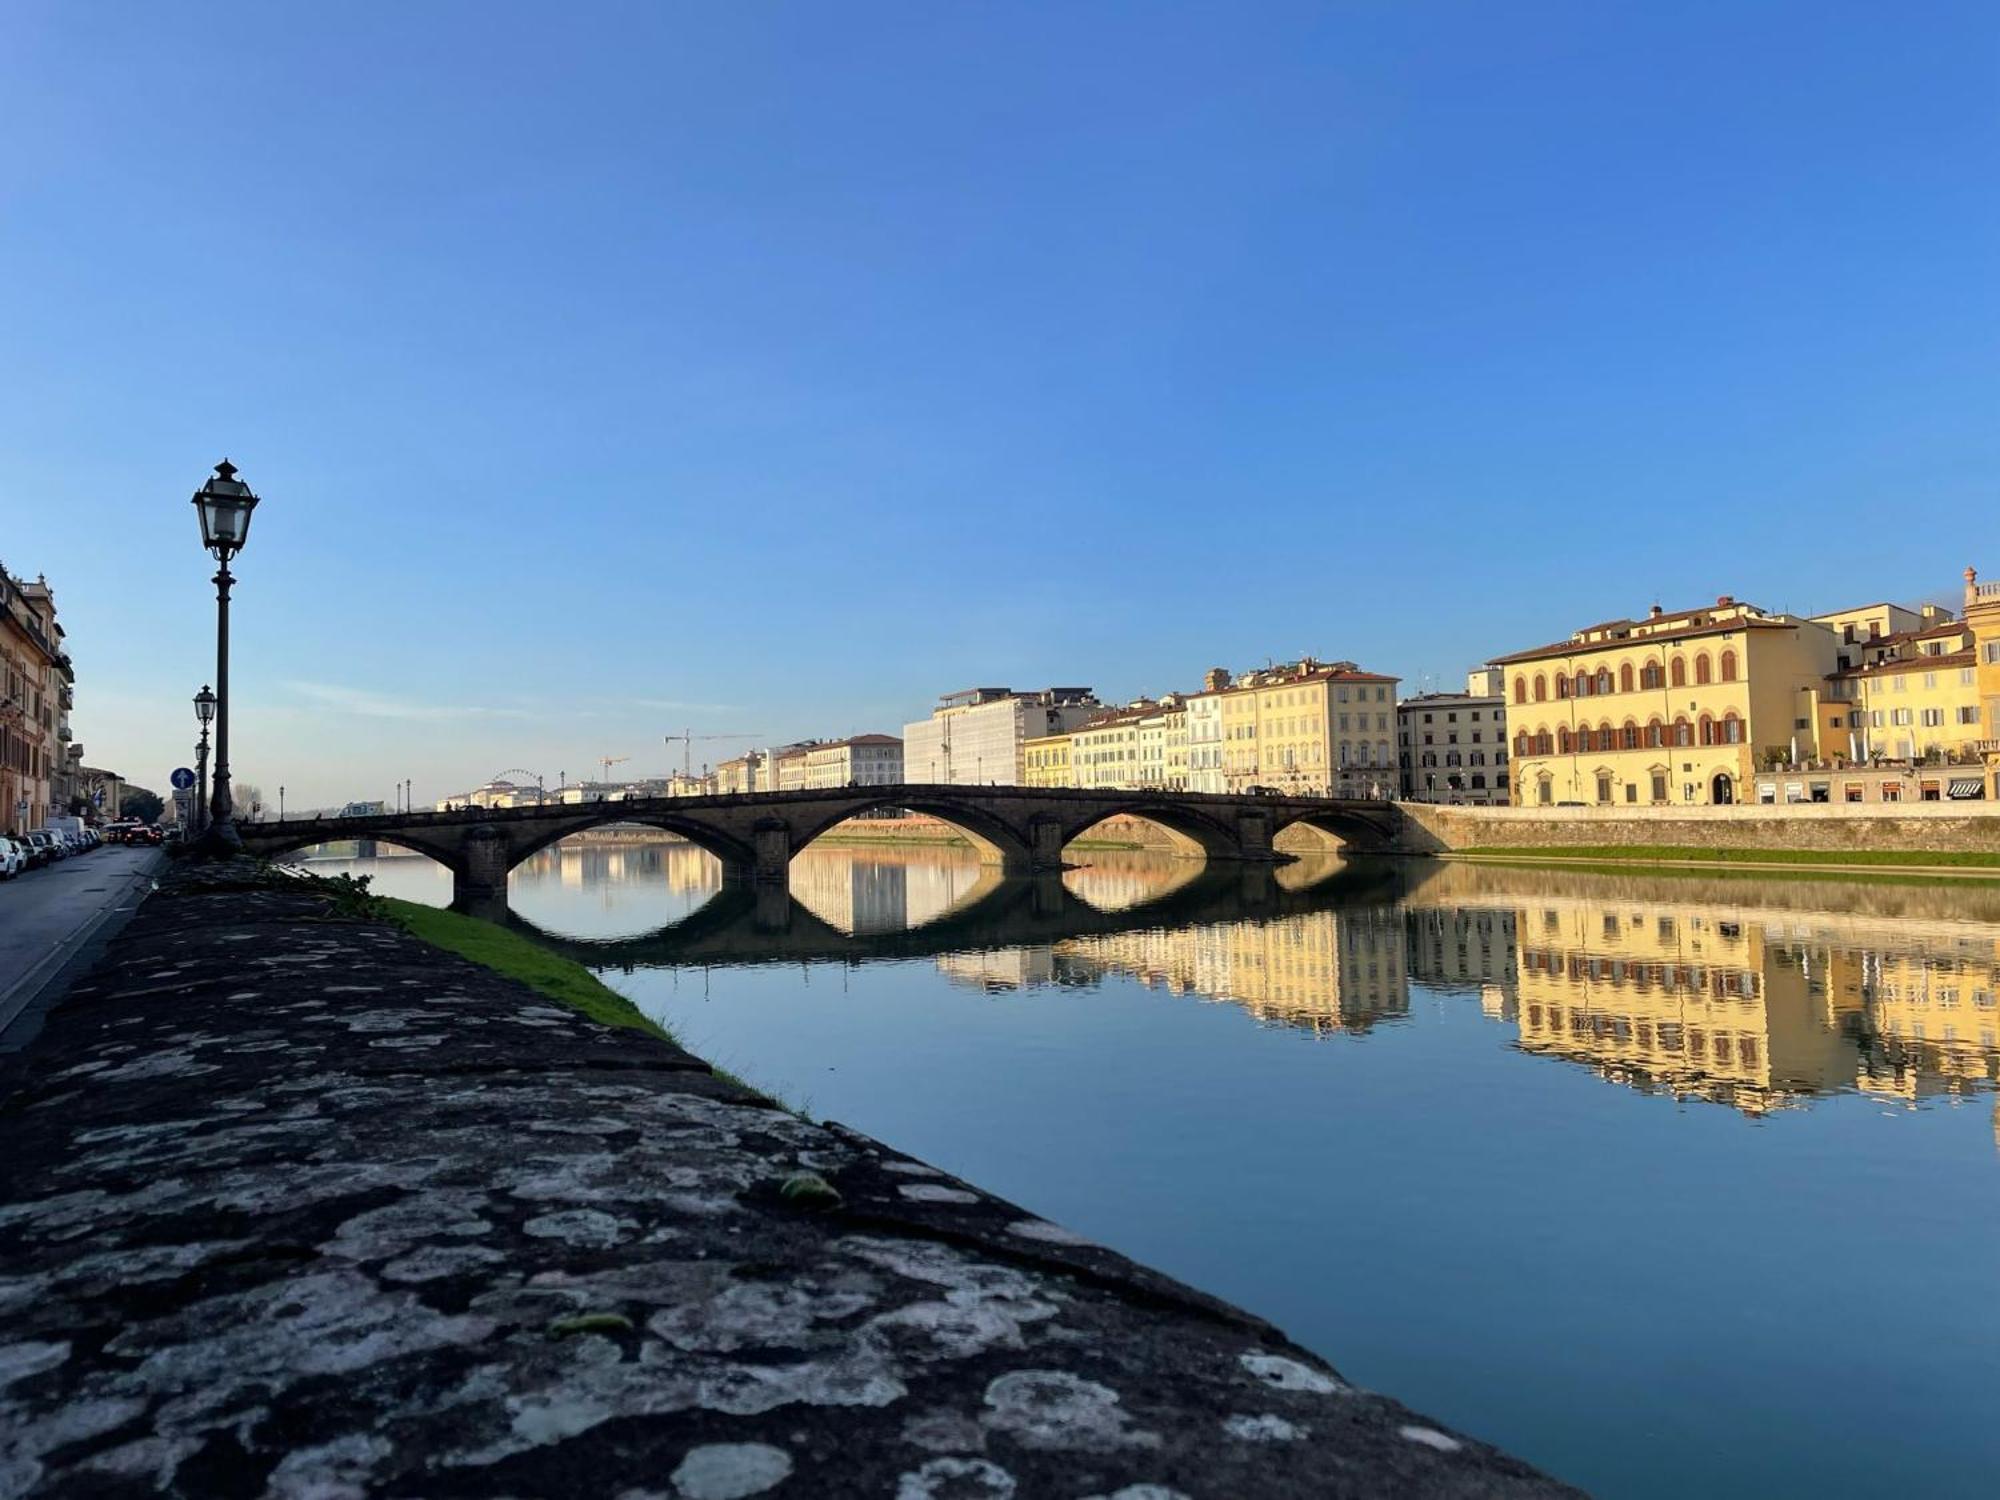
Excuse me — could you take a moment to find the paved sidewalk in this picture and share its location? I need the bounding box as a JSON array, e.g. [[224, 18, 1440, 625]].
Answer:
[[0, 846, 164, 1042], [0, 864, 1583, 1498]]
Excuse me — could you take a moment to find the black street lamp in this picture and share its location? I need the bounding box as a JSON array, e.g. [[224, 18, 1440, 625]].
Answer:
[[191, 460, 260, 853], [193, 685, 216, 837]]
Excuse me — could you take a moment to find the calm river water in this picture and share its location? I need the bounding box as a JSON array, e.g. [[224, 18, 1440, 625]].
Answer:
[[314, 839, 2000, 1499]]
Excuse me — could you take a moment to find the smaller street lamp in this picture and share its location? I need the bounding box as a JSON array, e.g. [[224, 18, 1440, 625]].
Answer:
[[191, 461, 261, 852], [193, 685, 216, 837]]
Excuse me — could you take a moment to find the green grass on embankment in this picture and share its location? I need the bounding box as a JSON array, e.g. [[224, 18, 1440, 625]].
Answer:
[[380, 897, 671, 1041], [1457, 845, 2000, 873]]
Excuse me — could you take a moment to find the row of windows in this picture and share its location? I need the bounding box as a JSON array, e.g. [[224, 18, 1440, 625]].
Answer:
[[1514, 650, 1738, 704], [1828, 668, 1976, 698], [1515, 714, 1744, 756]]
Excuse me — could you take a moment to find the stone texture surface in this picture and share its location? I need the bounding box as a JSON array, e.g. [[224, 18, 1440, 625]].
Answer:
[[0, 866, 1583, 1498], [1397, 800, 2000, 856]]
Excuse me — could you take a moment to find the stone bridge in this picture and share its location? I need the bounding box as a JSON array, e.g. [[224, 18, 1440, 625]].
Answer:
[[239, 785, 1405, 914]]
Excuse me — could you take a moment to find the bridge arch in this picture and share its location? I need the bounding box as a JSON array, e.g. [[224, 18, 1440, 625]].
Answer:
[[787, 796, 1035, 870], [258, 829, 468, 874], [506, 807, 757, 874], [1269, 805, 1397, 854], [1055, 800, 1248, 862]]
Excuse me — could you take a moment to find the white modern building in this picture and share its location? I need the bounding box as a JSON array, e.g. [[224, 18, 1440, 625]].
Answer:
[[903, 688, 1102, 786]]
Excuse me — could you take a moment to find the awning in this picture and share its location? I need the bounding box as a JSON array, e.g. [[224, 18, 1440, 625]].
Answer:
[[1947, 778, 1985, 799]]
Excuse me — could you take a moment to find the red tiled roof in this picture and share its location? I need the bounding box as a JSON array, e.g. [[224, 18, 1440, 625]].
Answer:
[[1492, 616, 1795, 666]]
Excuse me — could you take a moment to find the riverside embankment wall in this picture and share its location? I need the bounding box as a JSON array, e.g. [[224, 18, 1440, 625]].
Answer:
[[0, 862, 1577, 1498], [1395, 800, 2000, 856]]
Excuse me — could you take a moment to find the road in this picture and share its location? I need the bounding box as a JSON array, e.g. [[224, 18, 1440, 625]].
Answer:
[[0, 845, 166, 1048]]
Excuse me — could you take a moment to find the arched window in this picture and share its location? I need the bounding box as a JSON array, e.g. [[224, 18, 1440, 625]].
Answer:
[[1621, 720, 1639, 750], [1534, 674, 1547, 703], [1558, 727, 1573, 755], [1514, 677, 1528, 705], [1720, 649, 1738, 682], [1515, 730, 1531, 757], [1670, 658, 1687, 688], [1556, 672, 1572, 699], [1595, 669, 1612, 696], [1695, 654, 1713, 686], [1721, 711, 1743, 744], [1698, 713, 1715, 746], [1641, 661, 1664, 690], [1646, 718, 1664, 748], [1536, 728, 1554, 756], [1673, 717, 1692, 747], [1620, 663, 1635, 693]]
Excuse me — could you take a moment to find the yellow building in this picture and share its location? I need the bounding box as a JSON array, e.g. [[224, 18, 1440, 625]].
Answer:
[[1495, 596, 1838, 806], [1213, 660, 1398, 798], [1967, 566, 2000, 801], [1822, 616, 1983, 764], [1022, 731, 1074, 788]]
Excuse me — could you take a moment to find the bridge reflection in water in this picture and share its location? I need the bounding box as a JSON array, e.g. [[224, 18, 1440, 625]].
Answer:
[[420, 839, 2000, 1128]]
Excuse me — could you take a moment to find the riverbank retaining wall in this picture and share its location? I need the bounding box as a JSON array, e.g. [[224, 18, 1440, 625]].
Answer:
[[1394, 800, 2000, 856]]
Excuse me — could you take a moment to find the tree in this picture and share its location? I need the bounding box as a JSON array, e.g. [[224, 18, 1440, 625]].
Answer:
[[121, 788, 165, 824], [235, 782, 266, 821]]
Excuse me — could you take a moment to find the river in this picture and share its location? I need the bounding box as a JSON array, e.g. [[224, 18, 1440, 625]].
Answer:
[[309, 839, 2000, 1499]]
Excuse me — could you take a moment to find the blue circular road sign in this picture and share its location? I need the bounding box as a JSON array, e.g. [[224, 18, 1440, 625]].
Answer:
[[170, 767, 197, 791]]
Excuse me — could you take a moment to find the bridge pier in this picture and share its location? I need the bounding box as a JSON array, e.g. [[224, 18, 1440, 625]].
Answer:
[[751, 819, 792, 886], [1026, 815, 1067, 873], [451, 825, 515, 919]]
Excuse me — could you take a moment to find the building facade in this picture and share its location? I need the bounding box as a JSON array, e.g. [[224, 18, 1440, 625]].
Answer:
[[1397, 670, 1509, 804], [1211, 659, 1399, 798], [1967, 567, 2000, 801], [902, 688, 1101, 786], [2, 571, 69, 834], [802, 734, 904, 790], [1022, 732, 1073, 788], [1495, 597, 1839, 807]]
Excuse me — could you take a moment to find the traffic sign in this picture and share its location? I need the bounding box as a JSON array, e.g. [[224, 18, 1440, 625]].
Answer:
[[170, 767, 196, 791]]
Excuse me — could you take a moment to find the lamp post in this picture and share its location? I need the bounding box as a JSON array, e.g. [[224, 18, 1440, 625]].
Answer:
[[279, 785, 285, 820], [191, 461, 261, 853], [193, 686, 216, 837]]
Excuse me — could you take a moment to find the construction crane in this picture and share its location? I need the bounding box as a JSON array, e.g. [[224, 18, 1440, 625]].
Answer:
[[597, 754, 630, 786], [662, 729, 763, 777]]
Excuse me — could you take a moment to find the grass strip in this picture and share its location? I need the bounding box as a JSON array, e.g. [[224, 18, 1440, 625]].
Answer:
[[379, 896, 788, 1107], [1463, 844, 2000, 869], [381, 897, 673, 1041]]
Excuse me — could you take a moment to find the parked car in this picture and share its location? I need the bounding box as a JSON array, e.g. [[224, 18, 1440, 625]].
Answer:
[[131, 825, 164, 846], [0, 837, 22, 879], [20, 831, 56, 867]]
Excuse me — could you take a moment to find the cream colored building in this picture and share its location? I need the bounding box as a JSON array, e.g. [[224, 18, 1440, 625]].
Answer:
[[715, 752, 764, 795], [1211, 659, 1398, 798], [1496, 596, 1839, 807], [903, 688, 1101, 786], [1184, 678, 1227, 794], [802, 734, 904, 790], [1396, 671, 1509, 805]]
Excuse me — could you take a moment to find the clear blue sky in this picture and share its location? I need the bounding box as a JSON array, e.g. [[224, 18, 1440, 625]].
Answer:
[[4, 1, 1994, 808]]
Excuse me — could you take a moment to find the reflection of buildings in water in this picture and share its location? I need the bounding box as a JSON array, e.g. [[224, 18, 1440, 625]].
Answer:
[[1488, 888, 2000, 1118], [790, 852, 910, 936], [937, 948, 1060, 993], [1039, 907, 1411, 1036], [1406, 908, 1518, 993], [1062, 851, 1206, 912]]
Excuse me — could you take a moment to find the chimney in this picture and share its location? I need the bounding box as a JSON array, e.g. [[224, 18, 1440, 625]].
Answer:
[[1649, 603, 1664, 618], [1716, 594, 1733, 607]]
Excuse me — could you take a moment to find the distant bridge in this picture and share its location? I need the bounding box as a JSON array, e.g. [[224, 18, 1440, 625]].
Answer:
[[240, 785, 1406, 914]]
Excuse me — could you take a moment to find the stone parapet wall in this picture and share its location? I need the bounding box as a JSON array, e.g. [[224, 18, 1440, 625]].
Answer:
[[1395, 800, 2000, 855]]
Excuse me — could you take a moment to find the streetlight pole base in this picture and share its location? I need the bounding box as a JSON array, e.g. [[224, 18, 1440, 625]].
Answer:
[[194, 820, 244, 858]]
